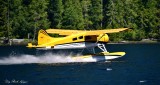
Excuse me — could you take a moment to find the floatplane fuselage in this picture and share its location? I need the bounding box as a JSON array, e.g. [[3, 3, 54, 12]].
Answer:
[[27, 28, 129, 62]]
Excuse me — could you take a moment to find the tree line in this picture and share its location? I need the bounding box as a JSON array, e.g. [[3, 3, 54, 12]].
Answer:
[[0, 0, 159, 41]]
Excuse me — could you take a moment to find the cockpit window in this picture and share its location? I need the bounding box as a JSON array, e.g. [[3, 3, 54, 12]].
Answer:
[[85, 36, 91, 40]]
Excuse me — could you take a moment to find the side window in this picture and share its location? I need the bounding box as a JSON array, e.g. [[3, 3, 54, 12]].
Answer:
[[79, 36, 83, 39], [73, 37, 77, 41]]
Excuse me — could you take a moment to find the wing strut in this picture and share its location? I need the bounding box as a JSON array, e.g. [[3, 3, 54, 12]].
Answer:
[[97, 43, 107, 52], [95, 33, 108, 52]]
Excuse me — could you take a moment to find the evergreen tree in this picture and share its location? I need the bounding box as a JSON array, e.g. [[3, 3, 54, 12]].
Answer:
[[105, 0, 146, 41], [81, 0, 92, 29], [89, 0, 103, 29], [157, 0, 160, 39], [62, 0, 84, 29], [105, 0, 118, 28], [104, 0, 122, 41], [10, 0, 28, 38], [48, 0, 63, 28], [2, 0, 50, 39], [143, 0, 159, 38], [72, 0, 84, 29], [0, 0, 8, 38], [27, 0, 50, 40], [0, 0, 160, 42]]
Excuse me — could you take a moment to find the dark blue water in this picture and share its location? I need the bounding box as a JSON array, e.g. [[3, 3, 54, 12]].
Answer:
[[0, 44, 160, 85]]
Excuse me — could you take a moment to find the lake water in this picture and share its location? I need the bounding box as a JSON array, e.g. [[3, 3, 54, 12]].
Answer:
[[0, 44, 160, 85]]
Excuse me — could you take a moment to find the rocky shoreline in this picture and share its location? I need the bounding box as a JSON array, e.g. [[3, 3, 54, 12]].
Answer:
[[109, 39, 160, 44], [0, 39, 36, 46], [0, 39, 159, 46]]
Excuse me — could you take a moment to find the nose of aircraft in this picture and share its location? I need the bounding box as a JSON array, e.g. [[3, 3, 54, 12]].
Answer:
[[98, 34, 109, 42]]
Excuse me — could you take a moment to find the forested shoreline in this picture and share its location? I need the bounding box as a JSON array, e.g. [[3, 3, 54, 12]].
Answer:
[[0, 0, 160, 42]]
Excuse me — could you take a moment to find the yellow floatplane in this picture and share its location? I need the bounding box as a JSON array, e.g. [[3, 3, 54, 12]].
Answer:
[[27, 28, 129, 62]]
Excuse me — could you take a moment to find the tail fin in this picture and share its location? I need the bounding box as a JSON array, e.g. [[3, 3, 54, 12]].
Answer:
[[38, 30, 53, 45]]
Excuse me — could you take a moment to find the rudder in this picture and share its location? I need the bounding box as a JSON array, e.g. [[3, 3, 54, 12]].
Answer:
[[38, 30, 53, 45]]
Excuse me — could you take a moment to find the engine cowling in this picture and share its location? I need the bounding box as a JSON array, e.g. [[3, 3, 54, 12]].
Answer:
[[97, 34, 109, 43]]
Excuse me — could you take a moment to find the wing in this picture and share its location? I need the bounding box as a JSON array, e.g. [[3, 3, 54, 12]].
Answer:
[[85, 28, 129, 35], [46, 29, 83, 35], [46, 28, 129, 35]]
